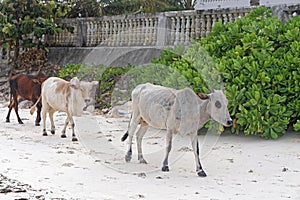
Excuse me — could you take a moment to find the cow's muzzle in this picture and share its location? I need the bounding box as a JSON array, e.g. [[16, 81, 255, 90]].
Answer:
[[226, 119, 233, 127], [83, 99, 92, 111]]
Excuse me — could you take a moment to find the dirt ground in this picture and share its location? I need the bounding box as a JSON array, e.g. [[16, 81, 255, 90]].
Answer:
[[0, 104, 299, 200]]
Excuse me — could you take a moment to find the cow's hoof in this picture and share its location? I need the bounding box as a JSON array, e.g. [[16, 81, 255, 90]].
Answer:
[[125, 154, 131, 162], [162, 166, 169, 172], [139, 159, 148, 164], [61, 134, 67, 138], [197, 170, 207, 177], [35, 123, 40, 126], [19, 121, 24, 124], [51, 130, 55, 135], [43, 132, 48, 136], [6, 119, 10, 123], [72, 137, 78, 142]]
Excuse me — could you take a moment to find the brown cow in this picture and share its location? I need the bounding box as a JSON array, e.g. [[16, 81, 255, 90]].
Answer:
[[6, 72, 47, 126]]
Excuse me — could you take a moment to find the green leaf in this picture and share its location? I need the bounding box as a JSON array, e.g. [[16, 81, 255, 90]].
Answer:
[[270, 130, 278, 139]]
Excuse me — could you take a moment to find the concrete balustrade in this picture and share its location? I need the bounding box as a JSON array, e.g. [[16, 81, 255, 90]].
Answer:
[[44, 4, 300, 48]]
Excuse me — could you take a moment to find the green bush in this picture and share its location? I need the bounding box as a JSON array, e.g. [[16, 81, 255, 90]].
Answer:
[[99, 66, 132, 108], [58, 63, 132, 109], [58, 63, 105, 81], [199, 6, 300, 139], [153, 6, 300, 139]]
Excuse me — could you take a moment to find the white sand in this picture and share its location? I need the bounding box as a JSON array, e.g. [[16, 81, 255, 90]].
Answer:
[[0, 104, 299, 200]]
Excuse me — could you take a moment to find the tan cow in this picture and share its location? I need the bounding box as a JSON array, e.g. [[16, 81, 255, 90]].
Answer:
[[121, 83, 233, 177], [31, 77, 97, 141]]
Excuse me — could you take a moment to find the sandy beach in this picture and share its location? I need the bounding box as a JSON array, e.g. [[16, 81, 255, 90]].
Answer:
[[0, 104, 299, 200]]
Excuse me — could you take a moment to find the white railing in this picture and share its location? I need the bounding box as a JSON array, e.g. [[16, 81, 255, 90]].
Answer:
[[44, 4, 300, 47], [85, 14, 158, 47], [45, 8, 251, 47], [46, 14, 159, 47], [165, 9, 249, 45]]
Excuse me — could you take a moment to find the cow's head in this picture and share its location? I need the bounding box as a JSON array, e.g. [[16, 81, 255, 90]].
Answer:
[[37, 72, 48, 83], [32, 72, 47, 85], [79, 80, 99, 110], [198, 88, 233, 127]]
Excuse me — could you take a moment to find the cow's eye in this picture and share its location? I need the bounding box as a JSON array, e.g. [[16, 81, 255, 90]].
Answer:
[[215, 101, 222, 108]]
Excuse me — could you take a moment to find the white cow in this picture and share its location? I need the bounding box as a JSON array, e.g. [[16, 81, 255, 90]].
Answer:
[[31, 77, 98, 141], [121, 83, 233, 177]]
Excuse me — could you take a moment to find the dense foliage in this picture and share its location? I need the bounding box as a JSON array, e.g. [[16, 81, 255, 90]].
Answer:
[[201, 6, 300, 139], [66, 0, 102, 18], [102, 0, 194, 15], [0, 0, 70, 69], [153, 7, 300, 139], [58, 63, 105, 81]]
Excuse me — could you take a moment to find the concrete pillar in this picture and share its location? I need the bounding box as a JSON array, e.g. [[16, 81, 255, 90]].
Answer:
[[156, 13, 168, 46], [77, 18, 87, 47]]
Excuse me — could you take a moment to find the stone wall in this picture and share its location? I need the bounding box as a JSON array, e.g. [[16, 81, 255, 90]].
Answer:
[[47, 46, 163, 67], [45, 4, 300, 48]]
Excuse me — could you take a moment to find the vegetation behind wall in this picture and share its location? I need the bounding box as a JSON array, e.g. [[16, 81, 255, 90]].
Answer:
[[57, 6, 300, 139], [153, 6, 300, 139]]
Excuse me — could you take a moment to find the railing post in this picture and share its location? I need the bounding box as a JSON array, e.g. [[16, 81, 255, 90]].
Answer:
[[156, 13, 168, 46], [77, 18, 87, 47]]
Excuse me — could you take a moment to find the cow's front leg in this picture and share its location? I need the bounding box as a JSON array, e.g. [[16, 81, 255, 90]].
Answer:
[[162, 129, 173, 172], [71, 122, 78, 142], [191, 134, 207, 177], [61, 118, 69, 138], [66, 113, 78, 142]]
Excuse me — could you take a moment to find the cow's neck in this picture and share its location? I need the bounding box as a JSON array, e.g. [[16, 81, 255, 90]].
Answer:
[[198, 99, 211, 127]]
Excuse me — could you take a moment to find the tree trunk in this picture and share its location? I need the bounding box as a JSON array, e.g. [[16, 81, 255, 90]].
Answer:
[[12, 39, 20, 68]]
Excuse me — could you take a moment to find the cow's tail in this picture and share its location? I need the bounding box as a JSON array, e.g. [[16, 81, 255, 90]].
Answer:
[[7, 79, 17, 107], [121, 131, 129, 142], [121, 113, 132, 141], [6, 85, 13, 108], [30, 96, 41, 115]]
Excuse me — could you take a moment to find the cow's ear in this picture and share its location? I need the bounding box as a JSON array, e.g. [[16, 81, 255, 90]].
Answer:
[[198, 93, 209, 100], [70, 77, 81, 88], [222, 87, 226, 92], [39, 77, 47, 83]]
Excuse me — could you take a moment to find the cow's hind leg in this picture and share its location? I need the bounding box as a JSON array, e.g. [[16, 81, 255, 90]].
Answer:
[[35, 102, 42, 126], [6, 91, 23, 124], [136, 124, 149, 164], [6, 100, 14, 123], [162, 129, 173, 172], [125, 115, 140, 162], [42, 102, 49, 136], [191, 134, 207, 177], [12, 100, 23, 124], [48, 108, 56, 134]]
